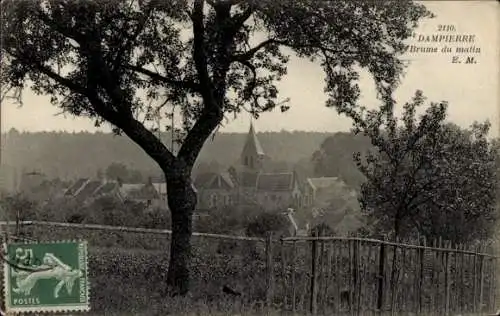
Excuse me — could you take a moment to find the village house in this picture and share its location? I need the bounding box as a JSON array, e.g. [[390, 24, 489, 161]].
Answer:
[[194, 171, 235, 209], [59, 174, 174, 211], [194, 123, 303, 211], [62, 178, 122, 205], [37, 123, 356, 219], [302, 176, 353, 209]]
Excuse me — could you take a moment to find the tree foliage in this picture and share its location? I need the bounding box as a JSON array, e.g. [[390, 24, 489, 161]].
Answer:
[[312, 133, 371, 188], [105, 162, 144, 183], [309, 222, 335, 236], [1, 0, 432, 170], [352, 90, 498, 243], [0, 193, 37, 222]]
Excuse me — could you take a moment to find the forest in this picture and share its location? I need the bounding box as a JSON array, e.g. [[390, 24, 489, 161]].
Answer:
[[0, 129, 369, 185]]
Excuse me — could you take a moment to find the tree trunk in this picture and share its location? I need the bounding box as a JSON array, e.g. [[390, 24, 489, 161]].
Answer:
[[164, 173, 197, 296]]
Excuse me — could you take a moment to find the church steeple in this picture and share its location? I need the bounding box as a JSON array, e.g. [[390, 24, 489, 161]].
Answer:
[[240, 122, 265, 170]]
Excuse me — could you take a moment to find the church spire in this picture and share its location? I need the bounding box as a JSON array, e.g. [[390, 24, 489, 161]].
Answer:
[[240, 122, 265, 170], [245, 122, 264, 155]]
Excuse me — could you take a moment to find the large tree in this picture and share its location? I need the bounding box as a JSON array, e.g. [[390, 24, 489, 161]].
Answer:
[[0, 0, 432, 294], [352, 90, 498, 243]]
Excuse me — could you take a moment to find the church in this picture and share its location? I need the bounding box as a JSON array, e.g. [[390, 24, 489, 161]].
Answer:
[[194, 123, 302, 211]]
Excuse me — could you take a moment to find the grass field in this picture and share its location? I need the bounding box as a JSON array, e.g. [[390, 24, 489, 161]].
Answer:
[[6, 224, 498, 315]]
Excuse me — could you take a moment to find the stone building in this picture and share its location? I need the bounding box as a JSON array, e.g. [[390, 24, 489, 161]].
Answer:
[[194, 123, 302, 211]]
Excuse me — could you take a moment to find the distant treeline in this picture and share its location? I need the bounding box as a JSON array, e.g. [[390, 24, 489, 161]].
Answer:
[[1, 129, 366, 181]]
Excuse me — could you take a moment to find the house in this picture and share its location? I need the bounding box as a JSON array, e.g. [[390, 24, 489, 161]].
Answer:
[[255, 172, 301, 210], [93, 181, 121, 199], [194, 172, 235, 209], [60, 176, 172, 209], [63, 178, 89, 197], [119, 181, 161, 207], [303, 176, 363, 235], [194, 123, 303, 211], [73, 180, 107, 204], [232, 123, 303, 210], [302, 177, 354, 209], [62, 178, 121, 205], [151, 182, 167, 203]]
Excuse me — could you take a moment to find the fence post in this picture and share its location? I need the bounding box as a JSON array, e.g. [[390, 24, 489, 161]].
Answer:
[[355, 240, 361, 315], [444, 243, 451, 315], [479, 251, 485, 313], [291, 240, 297, 313], [458, 244, 464, 313], [335, 241, 341, 314], [265, 232, 274, 309], [493, 257, 498, 313], [473, 245, 478, 312], [390, 237, 399, 314], [280, 238, 287, 309], [376, 241, 386, 314], [435, 238, 443, 314], [310, 232, 319, 315], [488, 256, 495, 312], [418, 237, 426, 314]]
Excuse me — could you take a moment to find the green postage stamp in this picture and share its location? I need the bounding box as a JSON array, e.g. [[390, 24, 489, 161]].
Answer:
[[2, 240, 90, 314]]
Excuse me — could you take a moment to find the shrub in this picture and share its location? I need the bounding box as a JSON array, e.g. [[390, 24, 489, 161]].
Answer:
[[309, 222, 335, 236], [245, 212, 290, 238]]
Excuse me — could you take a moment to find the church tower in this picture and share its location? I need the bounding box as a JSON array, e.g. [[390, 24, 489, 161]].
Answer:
[[240, 122, 265, 171]]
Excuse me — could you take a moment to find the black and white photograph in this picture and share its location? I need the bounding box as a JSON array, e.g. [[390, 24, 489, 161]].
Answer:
[[0, 0, 499, 315]]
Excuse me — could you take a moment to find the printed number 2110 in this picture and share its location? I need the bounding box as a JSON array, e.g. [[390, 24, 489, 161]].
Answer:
[[438, 25, 455, 32]]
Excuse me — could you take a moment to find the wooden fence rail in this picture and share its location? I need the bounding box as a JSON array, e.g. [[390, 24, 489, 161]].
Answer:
[[276, 236, 498, 315], [1, 221, 498, 315]]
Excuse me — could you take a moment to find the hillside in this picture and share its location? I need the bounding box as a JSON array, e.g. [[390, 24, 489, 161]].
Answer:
[[0, 130, 376, 193], [0, 129, 329, 176]]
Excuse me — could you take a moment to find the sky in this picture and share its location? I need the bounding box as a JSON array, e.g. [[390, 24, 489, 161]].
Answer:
[[1, 1, 499, 136]]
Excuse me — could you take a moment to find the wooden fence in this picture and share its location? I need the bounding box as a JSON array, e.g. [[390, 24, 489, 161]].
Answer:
[[1, 220, 498, 315], [277, 235, 498, 315]]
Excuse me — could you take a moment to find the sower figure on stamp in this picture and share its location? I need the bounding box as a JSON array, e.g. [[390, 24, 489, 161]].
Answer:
[[11, 252, 83, 298]]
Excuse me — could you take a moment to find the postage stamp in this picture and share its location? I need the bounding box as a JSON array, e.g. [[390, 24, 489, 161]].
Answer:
[[2, 240, 90, 314]]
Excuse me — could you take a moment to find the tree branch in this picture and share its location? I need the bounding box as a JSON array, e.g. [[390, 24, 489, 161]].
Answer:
[[231, 38, 358, 63], [116, 116, 177, 174], [28, 58, 177, 172], [223, 0, 247, 5], [35, 7, 85, 44], [237, 60, 257, 101], [112, 0, 159, 72], [226, 2, 254, 38], [190, 0, 213, 100], [177, 106, 224, 170], [33, 62, 126, 126], [124, 64, 201, 92], [177, 0, 224, 169], [37, 5, 129, 116], [232, 5, 253, 25], [231, 39, 276, 62]]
